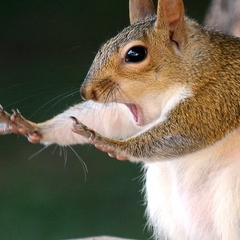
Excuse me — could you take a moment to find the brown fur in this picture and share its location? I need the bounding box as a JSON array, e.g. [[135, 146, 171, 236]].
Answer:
[[80, 14, 240, 159]]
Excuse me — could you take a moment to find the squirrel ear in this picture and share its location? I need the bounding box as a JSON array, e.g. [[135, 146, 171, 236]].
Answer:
[[129, 0, 156, 24], [156, 0, 185, 47]]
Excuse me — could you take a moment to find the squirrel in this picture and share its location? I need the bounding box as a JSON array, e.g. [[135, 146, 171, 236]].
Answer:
[[1, 0, 240, 239]]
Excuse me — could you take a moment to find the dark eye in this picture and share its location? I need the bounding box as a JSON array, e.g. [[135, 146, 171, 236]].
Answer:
[[125, 46, 147, 63]]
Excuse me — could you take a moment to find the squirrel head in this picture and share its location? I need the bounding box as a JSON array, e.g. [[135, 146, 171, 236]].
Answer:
[[80, 0, 191, 126]]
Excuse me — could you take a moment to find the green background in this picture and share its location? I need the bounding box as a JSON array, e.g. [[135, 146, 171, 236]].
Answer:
[[0, 1, 209, 239]]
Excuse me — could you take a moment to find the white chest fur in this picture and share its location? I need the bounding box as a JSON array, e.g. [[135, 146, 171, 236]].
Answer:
[[145, 127, 240, 240]]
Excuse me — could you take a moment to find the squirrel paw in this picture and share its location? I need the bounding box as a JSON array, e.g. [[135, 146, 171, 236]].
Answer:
[[71, 116, 127, 160], [94, 144, 127, 160], [0, 105, 42, 143], [0, 105, 13, 134], [71, 116, 97, 140]]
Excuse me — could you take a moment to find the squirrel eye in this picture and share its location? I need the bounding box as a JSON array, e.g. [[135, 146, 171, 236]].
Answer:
[[125, 46, 147, 63]]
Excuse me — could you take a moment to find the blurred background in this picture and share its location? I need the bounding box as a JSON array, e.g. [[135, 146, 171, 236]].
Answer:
[[0, 1, 209, 239]]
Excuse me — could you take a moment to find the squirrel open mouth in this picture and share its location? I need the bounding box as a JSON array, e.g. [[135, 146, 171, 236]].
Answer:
[[125, 103, 145, 126]]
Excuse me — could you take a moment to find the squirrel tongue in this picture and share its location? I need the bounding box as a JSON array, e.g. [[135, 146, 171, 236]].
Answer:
[[125, 104, 144, 126]]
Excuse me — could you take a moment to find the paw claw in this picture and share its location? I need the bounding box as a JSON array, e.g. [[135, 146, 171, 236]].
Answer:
[[0, 106, 11, 123], [11, 109, 21, 120], [0, 106, 42, 143], [71, 116, 98, 141], [70, 116, 79, 124]]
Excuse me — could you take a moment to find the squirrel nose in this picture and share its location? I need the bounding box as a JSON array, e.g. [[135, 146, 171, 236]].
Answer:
[[80, 84, 97, 101]]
